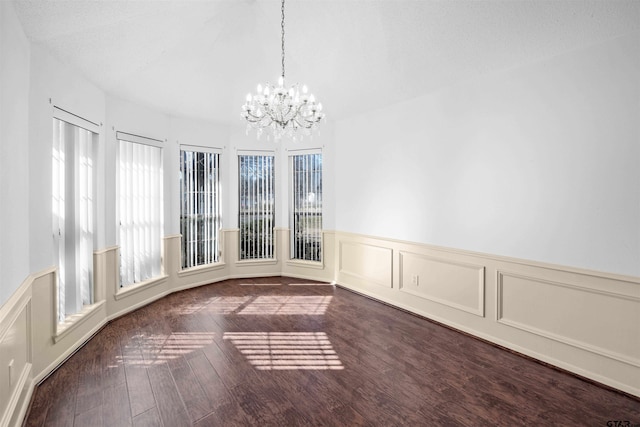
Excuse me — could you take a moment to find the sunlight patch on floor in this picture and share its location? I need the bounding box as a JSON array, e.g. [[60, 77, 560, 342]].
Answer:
[[239, 283, 282, 286], [288, 283, 335, 286], [120, 332, 216, 365], [238, 296, 332, 315], [224, 332, 344, 370], [203, 296, 253, 314]]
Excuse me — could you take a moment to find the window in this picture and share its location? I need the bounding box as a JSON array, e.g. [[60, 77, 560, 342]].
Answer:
[[180, 146, 221, 269], [52, 114, 97, 321], [290, 152, 322, 262], [239, 154, 275, 260], [118, 133, 163, 287]]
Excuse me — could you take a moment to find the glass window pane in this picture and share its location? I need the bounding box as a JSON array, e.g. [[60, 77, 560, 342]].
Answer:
[[290, 153, 322, 262], [239, 155, 275, 260], [180, 149, 221, 269]]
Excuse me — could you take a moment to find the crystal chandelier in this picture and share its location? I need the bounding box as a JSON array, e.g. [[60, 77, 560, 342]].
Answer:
[[241, 0, 325, 141]]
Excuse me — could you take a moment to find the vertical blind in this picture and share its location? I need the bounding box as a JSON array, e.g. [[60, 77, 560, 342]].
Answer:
[[290, 153, 322, 262], [52, 118, 95, 321], [118, 137, 163, 287], [239, 154, 275, 260], [180, 147, 221, 269]]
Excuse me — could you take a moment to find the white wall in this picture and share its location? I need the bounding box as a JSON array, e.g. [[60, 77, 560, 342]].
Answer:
[[335, 32, 640, 277], [0, 2, 30, 306]]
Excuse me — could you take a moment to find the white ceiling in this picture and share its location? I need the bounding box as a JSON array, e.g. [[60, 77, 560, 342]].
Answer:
[[12, 0, 640, 126]]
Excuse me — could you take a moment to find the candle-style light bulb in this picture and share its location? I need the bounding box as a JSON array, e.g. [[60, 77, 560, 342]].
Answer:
[[257, 84, 263, 93]]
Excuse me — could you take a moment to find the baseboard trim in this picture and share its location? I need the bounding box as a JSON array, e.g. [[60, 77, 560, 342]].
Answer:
[[0, 363, 31, 427], [33, 317, 107, 386]]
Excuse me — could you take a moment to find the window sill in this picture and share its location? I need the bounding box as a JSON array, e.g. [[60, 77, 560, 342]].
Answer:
[[178, 262, 226, 278], [54, 300, 106, 344], [235, 258, 279, 268], [115, 275, 168, 301], [286, 259, 325, 270]]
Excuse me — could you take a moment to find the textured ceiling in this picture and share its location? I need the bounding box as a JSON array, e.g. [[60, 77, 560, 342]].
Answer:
[[12, 0, 640, 126]]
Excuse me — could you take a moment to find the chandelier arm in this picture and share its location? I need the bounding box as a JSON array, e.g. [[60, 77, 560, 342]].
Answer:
[[262, 105, 278, 122], [293, 118, 314, 129], [250, 114, 274, 127], [290, 102, 304, 118], [281, 104, 294, 120], [244, 111, 265, 121], [243, 111, 260, 121]]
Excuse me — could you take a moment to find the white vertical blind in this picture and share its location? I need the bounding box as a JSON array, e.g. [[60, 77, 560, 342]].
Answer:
[[77, 124, 94, 306], [290, 152, 322, 262], [52, 118, 95, 321], [239, 154, 274, 260], [180, 147, 221, 269], [118, 138, 163, 287]]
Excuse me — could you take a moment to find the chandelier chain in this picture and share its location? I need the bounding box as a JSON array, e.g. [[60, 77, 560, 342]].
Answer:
[[281, 0, 285, 79]]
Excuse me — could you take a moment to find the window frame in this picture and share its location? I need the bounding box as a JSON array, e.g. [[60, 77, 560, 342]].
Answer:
[[116, 131, 164, 288], [52, 107, 100, 322], [179, 144, 223, 270], [237, 151, 276, 261], [288, 149, 323, 264]]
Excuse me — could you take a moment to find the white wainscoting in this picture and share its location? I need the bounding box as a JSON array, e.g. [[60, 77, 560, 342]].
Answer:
[[2, 229, 638, 426], [0, 229, 335, 426], [333, 231, 640, 397], [0, 273, 32, 427], [496, 270, 640, 369]]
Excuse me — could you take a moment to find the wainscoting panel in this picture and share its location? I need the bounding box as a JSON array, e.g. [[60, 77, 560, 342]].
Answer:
[[399, 251, 484, 316], [0, 277, 31, 427], [31, 269, 107, 384], [338, 241, 393, 288], [333, 231, 640, 397], [497, 270, 640, 368]]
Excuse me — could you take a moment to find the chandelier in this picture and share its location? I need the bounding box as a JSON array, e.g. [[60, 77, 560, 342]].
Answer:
[[241, 0, 325, 141]]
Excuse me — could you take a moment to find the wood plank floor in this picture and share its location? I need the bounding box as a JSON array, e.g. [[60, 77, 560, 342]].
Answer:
[[24, 277, 640, 426]]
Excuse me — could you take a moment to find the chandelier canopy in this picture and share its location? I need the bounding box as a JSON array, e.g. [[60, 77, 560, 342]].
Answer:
[[241, 0, 325, 140]]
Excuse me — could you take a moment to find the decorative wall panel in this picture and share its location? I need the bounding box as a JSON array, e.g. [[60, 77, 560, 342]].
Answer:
[[497, 270, 640, 367], [339, 241, 393, 288], [399, 251, 485, 316]]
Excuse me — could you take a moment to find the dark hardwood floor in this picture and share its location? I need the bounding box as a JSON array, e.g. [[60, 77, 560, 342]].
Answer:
[[24, 277, 640, 426]]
